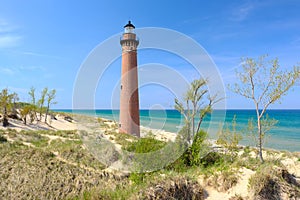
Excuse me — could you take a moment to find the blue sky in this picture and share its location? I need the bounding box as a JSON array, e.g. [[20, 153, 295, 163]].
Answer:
[[0, 0, 299, 109]]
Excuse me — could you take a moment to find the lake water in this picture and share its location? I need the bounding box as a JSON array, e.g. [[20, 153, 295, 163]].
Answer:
[[55, 109, 300, 152]]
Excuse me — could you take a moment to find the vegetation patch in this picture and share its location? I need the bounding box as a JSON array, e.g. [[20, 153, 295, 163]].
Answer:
[[47, 139, 105, 170], [0, 143, 106, 199], [124, 135, 166, 153], [249, 164, 300, 200], [108, 130, 137, 147], [18, 130, 49, 147], [204, 168, 239, 192], [139, 176, 205, 200], [0, 133, 7, 143]]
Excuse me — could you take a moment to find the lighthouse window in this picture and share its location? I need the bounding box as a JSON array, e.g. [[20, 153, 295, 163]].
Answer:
[[121, 85, 123, 90]]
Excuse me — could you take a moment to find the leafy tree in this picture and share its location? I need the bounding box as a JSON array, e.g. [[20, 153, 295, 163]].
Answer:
[[175, 78, 220, 144], [28, 87, 38, 120], [0, 89, 13, 127], [45, 89, 56, 123], [38, 87, 48, 121], [217, 115, 243, 160], [182, 130, 209, 166], [230, 55, 300, 162], [20, 105, 32, 125], [247, 115, 277, 154], [11, 92, 19, 117]]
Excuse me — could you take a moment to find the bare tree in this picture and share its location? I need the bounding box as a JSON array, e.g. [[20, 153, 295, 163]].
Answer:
[[230, 55, 300, 162], [45, 89, 56, 123], [175, 78, 221, 144]]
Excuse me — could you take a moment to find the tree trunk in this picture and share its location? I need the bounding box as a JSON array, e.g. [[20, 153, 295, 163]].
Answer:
[[45, 105, 49, 123], [34, 110, 38, 122], [192, 115, 195, 140], [257, 117, 264, 163], [39, 109, 42, 121], [3, 106, 9, 127], [187, 122, 191, 145], [196, 116, 203, 135]]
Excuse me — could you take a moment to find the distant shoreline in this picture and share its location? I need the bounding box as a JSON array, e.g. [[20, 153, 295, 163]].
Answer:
[[53, 109, 300, 152], [53, 108, 300, 111]]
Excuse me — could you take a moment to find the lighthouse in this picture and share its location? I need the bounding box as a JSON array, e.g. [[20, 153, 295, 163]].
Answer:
[[119, 21, 140, 137]]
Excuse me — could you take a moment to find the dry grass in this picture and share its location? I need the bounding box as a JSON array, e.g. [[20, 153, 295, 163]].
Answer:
[[204, 168, 239, 192], [249, 164, 300, 200], [0, 144, 107, 199], [229, 194, 245, 200], [1, 127, 299, 200], [139, 176, 205, 200]]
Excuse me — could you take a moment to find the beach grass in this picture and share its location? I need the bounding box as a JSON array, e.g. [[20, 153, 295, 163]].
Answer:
[[1, 119, 299, 199]]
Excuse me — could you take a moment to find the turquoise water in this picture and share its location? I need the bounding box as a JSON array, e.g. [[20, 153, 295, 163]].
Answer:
[[55, 109, 300, 152]]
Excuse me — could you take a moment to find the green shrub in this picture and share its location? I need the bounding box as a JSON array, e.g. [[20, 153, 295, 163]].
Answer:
[[178, 130, 209, 167], [124, 135, 165, 153], [108, 131, 137, 147], [129, 172, 147, 185], [217, 115, 242, 160], [166, 130, 211, 171], [166, 156, 187, 172], [0, 134, 7, 143], [200, 151, 224, 168], [240, 146, 251, 158]]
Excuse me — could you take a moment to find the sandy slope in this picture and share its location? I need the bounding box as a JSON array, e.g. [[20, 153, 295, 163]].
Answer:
[[1, 113, 299, 200]]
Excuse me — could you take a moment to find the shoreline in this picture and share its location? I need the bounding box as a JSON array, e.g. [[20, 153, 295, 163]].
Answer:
[[54, 109, 300, 152], [1, 110, 299, 154]]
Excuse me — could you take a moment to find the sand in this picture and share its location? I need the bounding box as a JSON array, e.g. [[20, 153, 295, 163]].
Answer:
[[0, 114, 77, 132]]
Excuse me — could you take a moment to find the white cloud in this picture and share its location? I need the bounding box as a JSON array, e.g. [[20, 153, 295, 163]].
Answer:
[[19, 65, 46, 71], [230, 2, 254, 21], [0, 67, 16, 75], [0, 35, 21, 48], [0, 18, 17, 33], [0, 65, 46, 75], [20, 51, 62, 59], [0, 18, 21, 48]]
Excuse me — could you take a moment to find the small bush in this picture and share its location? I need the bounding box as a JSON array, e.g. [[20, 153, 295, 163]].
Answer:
[[124, 136, 166, 153], [109, 131, 137, 147], [205, 168, 239, 192], [229, 194, 244, 200], [166, 130, 214, 171], [129, 172, 147, 185], [0, 134, 7, 143], [200, 152, 224, 168], [166, 157, 187, 172], [140, 176, 205, 200], [175, 130, 210, 168], [217, 115, 242, 160], [240, 146, 251, 158], [249, 163, 300, 200], [248, 164, 280, 199]]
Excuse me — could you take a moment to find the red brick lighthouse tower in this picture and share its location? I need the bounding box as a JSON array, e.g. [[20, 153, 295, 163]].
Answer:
[[119, 21, 140, 137]]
